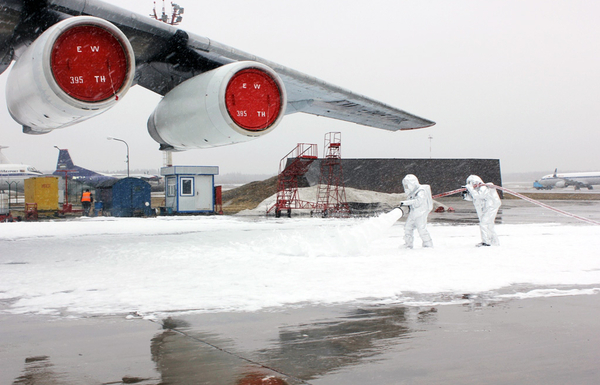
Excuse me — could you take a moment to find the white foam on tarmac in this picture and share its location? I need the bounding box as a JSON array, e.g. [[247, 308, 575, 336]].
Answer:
[[0, 213, 599, 317]]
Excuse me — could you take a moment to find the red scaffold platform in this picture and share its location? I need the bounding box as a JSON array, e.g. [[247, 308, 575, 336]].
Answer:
[[268, 143, 318, 217], [314, 132, 350, 217]]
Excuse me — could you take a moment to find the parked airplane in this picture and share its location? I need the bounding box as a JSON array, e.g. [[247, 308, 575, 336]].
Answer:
[[534, 169, 600, 190], [0, 0, 434, 152], [53, 148, 162, 190], [0, 146, 44, 192]]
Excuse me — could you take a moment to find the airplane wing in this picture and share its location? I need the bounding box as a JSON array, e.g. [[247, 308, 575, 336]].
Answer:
[[0, 0, 434, 150]]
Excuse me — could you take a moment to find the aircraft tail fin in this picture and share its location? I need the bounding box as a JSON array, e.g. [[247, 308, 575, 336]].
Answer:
[[56, 149, 76, 171], [54, 148, 107, 180]]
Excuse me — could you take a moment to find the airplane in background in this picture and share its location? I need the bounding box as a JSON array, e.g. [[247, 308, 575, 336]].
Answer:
[[0, 146, 44, 192], [0, 0, 434, 153], [534, 169, 600, 190], [53, 148, 162, 190]]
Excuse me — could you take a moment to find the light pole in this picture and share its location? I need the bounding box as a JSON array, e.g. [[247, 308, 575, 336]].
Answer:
[[428, 135, 433, 159], [107, 137, 130, 178]]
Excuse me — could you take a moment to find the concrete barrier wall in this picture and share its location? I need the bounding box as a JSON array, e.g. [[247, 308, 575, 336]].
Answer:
[[294, 158, 502, 196]]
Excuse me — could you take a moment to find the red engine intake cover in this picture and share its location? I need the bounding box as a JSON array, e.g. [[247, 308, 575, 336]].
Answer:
[[51, 25, 129, 102], [225, 68, 282, 131]]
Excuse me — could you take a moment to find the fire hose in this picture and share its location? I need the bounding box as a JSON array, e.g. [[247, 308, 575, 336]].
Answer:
[[431, 184, 600, 226]]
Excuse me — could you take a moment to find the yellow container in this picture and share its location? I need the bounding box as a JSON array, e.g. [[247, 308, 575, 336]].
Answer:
[[24, 177, 59, 211]]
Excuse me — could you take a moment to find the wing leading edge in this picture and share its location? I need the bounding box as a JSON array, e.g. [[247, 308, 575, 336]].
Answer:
[[0, 0, 434, 132]]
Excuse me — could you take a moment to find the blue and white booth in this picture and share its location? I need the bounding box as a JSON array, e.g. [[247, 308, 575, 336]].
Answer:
[[160, 166, 219, 214]]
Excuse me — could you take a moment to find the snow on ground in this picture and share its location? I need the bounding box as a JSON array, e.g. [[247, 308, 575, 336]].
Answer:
[[1, 212, 599, 318]]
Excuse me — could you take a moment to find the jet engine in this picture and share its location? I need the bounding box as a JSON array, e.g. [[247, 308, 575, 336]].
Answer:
[[555, 180, 566, 188], [147, 61, 286, 150], [6, 16, 135, 133]]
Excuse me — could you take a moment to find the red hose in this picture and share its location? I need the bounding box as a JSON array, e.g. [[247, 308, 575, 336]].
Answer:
[[432, 184, 600, 226]]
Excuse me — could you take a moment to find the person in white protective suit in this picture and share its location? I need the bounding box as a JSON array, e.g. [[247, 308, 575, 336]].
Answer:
[[462, 175, 502, 247], [400, 174, 434, 248]]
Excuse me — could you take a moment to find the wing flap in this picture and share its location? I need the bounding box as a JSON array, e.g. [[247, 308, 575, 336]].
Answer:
[[299, 99, 434, 131]]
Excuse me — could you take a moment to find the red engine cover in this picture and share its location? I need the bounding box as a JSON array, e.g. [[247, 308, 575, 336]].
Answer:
[[51, 25, 130, 102], [225, 68, 282, 131]]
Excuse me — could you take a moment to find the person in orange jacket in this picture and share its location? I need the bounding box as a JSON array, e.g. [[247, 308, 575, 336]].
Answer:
[[81, 189, 93, 216]]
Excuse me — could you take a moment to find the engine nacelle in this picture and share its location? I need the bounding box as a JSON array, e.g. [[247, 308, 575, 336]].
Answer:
[[555, 180, 566, 188], [148, 61, 286, 150], [6, 16, 135, 133]]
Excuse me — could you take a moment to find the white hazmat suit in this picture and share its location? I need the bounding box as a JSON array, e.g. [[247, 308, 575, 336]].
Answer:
[[463, 175, 501, 246], [400, 174, 433, 248]]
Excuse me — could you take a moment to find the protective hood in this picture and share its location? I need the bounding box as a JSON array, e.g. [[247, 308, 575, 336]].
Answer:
[[402, 174, 421, 195], [466, 175, 484, 186]]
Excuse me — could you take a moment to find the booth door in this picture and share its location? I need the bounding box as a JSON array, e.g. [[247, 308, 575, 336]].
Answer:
[[178, 175, 214, 212], [194, 175, 213, 211], [165, 176, 177, 209]]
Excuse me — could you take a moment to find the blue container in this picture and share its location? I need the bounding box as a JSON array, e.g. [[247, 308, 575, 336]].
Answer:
[[93, 201, 103, 217], [97, 178, 153, 217]]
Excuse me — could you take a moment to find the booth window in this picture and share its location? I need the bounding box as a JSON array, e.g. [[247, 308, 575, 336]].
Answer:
[[167, 177, 176, 197], [180, 177, 194, 196]]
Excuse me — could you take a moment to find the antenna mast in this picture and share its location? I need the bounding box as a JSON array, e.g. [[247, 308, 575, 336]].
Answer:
[[150, 1, 184, 26]]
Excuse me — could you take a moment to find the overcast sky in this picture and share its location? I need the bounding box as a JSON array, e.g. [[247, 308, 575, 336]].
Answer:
[[1, 0, 599, 178]]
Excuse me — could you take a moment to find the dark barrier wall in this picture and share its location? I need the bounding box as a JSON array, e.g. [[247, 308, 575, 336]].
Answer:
[[295, 159, 502, 196]]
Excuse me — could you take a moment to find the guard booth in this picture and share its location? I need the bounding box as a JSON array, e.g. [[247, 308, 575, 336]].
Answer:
[[96, 177, 153, 217], [161, 166, 219, 214]]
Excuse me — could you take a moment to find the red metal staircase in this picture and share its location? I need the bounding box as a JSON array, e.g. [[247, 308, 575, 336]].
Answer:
[[268, 143, 318, 217]]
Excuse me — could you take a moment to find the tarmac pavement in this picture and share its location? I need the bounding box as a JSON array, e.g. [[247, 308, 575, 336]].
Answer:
[[2, 295, 600, 384]]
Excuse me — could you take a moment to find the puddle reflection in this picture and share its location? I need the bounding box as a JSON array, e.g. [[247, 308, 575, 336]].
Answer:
[[12, 356, 75, 385], [256, 307, 411, 381], [151, 326, 298, 384], [151, 306, 422, 384], [9, 306, 436, 384]]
